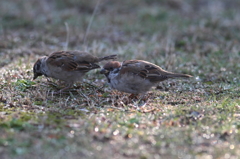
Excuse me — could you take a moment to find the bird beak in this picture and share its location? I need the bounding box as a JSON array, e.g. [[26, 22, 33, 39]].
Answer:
[[33, 74, 38, 80], [100, 68, 109, 74]]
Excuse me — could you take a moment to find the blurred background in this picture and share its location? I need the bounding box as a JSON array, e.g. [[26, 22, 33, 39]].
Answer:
[[0, 0, 239, 78]]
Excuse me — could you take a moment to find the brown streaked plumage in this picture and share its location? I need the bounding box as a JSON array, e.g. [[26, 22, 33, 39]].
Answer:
[[33, 50, 117, 93], [100, 60, 192, 94]]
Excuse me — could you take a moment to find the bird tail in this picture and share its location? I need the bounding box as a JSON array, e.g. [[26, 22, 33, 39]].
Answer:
[[98, 54, 117, 61]]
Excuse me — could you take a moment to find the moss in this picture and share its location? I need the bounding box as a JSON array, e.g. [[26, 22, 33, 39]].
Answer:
[[13, 79, 36, 92]]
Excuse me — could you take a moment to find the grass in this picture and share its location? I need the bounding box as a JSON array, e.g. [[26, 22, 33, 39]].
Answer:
[[0, 0, 240, 158]]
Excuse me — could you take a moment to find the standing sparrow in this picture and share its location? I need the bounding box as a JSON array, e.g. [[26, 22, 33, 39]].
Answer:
[[100, 60, 192, 95], [33, 50, 117, 93]]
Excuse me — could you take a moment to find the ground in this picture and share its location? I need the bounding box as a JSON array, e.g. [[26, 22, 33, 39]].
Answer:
[[0, 0, 240, 158]]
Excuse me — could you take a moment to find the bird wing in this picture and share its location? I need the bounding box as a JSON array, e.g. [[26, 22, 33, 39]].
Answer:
[[121, 60, 169, 82], [47, 51, 100, 72]]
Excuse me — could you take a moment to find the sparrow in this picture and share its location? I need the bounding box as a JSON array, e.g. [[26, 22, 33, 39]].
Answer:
[[33, 50, 117, 93], [100, 60, 192, 95]]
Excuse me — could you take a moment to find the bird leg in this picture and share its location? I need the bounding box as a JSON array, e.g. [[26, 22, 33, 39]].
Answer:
[[136, 93, 150, 107], [53, 83, 73, 94]]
